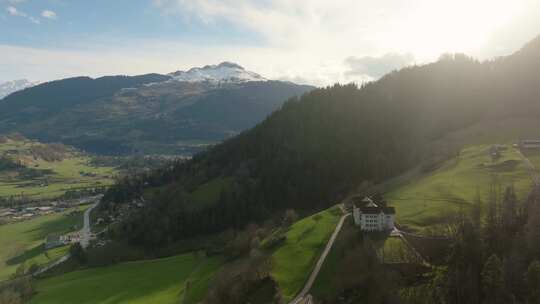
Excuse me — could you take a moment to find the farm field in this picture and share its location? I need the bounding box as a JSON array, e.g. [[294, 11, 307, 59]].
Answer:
[[0, 206, 86, 281], [386, 145, 533, 232], [31, 253, 224, 304], [0, 136, 115, 200], [270, 206, 341, 302]]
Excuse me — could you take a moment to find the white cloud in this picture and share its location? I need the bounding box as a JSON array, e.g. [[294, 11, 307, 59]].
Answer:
[[5, 5, 40, 23], [154, 0, 538, 59], [147, 0, 540, 85], [1, 1, 539, 86], [345, 53, 415, 80], [6, 6, 22, 16], [41, 10, 57, 20]]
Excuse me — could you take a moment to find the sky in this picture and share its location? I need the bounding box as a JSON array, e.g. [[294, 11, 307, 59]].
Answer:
[[0, 0, 539, 86]]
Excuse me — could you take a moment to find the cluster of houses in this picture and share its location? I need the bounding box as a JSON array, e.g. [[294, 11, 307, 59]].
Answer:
[[0, 202, 72, 222], [45, 232, 82, 249], [0, 195, 104, 224]]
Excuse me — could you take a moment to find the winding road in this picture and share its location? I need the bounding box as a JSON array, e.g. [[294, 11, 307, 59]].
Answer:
[[289, 212, 351, 304], [33, 199, 99, 277], [80, 201, 99, 249], [515, 148, 540, 187]]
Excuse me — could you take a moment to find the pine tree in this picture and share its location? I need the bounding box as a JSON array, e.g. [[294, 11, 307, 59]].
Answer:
[[502, 185, 518, 233], [526, 197, 540, 259], [526, 260, 540, 304], [481, 254, 506, 304], [484, 178, 500, 255]]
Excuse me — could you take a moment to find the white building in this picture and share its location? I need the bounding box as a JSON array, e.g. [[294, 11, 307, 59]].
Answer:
[[353, 197, 395, 231]]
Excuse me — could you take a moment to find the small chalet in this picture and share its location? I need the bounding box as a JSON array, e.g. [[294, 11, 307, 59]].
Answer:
[[353, 197, 395, 232], [45, 234, 63, 249]]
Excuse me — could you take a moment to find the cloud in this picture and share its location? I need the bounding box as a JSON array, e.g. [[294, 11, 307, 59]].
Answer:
[[6, 6, 21, 16], [344, 53, 415, 80], [41, 10, 57, 20], [5, 5, 40, 23], [1, 0, 539, 87]]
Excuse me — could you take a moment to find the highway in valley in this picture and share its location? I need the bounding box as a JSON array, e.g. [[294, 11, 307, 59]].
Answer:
[[80, 201, 99, 249]]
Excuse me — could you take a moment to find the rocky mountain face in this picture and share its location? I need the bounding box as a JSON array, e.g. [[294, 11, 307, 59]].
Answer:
[[168, 62, 267, 83], [0, 63, 314, 155]]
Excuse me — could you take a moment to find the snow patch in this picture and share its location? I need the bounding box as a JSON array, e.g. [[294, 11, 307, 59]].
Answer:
[[169, 62, 267, 84], [0, 79, 39, 99]]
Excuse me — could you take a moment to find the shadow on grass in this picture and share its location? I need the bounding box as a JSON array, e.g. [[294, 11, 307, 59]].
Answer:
[[6, 244, 45, 265], [25, 212, 81, 242]]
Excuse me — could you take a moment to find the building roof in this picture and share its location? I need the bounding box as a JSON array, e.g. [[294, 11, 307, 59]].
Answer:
[[46, 234, 61, 243], [359, 206, 395, 214]]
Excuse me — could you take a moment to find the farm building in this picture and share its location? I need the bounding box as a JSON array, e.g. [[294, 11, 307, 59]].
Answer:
[[520, 140, 540, 149], [45, 234, 64, 249], [353, 197, 395, 231]]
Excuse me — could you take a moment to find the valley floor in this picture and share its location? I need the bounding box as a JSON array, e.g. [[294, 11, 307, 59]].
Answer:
[[0, 205, 87, 281]]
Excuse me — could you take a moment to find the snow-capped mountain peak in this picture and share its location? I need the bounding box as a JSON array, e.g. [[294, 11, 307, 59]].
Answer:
[[0, 79, 38, 99], [169, 62, 267, 84]]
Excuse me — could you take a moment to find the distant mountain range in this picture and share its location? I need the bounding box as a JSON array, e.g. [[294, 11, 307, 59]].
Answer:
[[0, 63, 313, 155], [0, 79, 38, 99]]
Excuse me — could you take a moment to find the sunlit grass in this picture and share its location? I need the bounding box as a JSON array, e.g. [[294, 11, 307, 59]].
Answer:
[[31, 253, 224, 304], [387, 145, 533, 232], [270, 207, 341, 302]]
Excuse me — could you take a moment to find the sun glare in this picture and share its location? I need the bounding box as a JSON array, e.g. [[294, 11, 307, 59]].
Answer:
[[395, 0, 524, 60]]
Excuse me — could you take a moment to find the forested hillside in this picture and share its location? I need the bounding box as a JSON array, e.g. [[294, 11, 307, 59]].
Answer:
[[103, 36, 540, 248]]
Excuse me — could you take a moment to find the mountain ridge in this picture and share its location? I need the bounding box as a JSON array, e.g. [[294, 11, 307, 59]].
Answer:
[[0, 65, 313, 155], [0, 79, 38, 100], [168, 61, 267, 84]]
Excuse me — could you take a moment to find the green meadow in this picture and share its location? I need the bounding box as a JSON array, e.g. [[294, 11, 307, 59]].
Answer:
[[31, 253, 224, 304], [522, 149, 540, 172], [387, 145, 533, 232], [0, 137, 115, 200], [0, 206, 86, 281], [375, 237, 418, 264], [270, 206, 341, 302]]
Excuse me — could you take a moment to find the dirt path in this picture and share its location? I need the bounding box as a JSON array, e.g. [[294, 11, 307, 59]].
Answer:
[[289, 212, 351, 304]]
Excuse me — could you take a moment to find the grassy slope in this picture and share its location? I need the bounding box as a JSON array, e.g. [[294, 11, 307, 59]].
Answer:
[[0, 138, 115, 199], [310, 216, 354, 300], [31, 253, 224, 304], [434, 117, 540, 148], [190, 177, 233, 207], [375, 237, 417, 264], [143, 177, 233, 212], [270, 207, 341, 302], [0, 206, 86, 281], [522, 149, 540, 172], [386, 145, 532, 231]]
